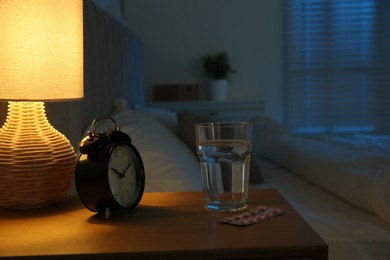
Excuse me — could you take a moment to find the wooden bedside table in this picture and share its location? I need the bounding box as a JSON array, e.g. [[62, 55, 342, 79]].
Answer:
[[0, 189, 327, 259]]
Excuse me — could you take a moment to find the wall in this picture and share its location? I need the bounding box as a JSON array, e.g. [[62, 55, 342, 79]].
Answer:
[[123, 0, 284, 121]]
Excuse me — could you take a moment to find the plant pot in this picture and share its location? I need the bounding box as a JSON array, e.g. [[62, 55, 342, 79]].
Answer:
[[207, 79, 228, 101]]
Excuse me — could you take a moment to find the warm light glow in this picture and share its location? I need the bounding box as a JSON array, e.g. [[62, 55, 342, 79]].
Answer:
[[0, 0, 83, 209], [0, 0, 83, 101], [0, 102, 76, 209]]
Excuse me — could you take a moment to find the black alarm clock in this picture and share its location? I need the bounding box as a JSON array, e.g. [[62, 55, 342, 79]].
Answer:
[[75, 117, 145, 219]]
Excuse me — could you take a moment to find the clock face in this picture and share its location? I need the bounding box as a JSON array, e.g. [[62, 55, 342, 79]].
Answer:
[[107, 144, 138, 207]]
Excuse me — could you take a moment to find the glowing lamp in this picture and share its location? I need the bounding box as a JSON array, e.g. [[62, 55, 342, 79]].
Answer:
[[0, 0, 83, 209]]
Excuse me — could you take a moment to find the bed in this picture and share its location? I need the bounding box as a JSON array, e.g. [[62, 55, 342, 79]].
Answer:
[[49, 1, 390, 260]]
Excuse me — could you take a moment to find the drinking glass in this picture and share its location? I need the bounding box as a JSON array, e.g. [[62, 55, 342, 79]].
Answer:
[[195, 122, 252, 212]]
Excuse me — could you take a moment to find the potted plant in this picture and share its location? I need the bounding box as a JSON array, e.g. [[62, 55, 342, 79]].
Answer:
[[201, 52, 236, 100]]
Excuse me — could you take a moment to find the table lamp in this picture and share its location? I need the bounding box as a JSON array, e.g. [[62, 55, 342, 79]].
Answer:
[[0, 0, 83, 209]]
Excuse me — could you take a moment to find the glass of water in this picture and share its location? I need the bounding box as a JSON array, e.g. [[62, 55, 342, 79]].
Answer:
[[195, 122, 252, 212]]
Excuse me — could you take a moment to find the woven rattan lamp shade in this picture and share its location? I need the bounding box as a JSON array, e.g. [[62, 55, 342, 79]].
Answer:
[[0, 0, 83, 209]]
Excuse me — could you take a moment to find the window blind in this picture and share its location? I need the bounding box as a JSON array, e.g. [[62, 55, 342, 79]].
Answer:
[[285, 0, 390, 134]]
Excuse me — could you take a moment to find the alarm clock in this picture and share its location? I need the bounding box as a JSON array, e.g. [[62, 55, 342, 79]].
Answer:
[[75, 117, 145, 219]]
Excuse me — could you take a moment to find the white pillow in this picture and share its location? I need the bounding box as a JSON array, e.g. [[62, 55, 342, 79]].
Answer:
[[257, 134, 390, 223], [133, 107, 178, 133], [110, 109, 202, 192]]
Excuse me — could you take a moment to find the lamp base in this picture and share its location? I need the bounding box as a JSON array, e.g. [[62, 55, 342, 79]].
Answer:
[[0, 102, 76, 209]]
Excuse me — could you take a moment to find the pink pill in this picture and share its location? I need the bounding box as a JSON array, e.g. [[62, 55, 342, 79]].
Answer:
[[225, 217, 234, 222], [256, 214, 266, 221], [256, 205, 267, 211], [242, 212, 250, 218], [246, 218, 255, 224]]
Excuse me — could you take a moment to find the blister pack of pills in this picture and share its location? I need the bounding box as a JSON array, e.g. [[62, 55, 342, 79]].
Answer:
[[221, 205, 285, 226]]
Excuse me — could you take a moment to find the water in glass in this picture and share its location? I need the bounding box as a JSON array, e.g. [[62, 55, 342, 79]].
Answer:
[[197, 139, 250, 212]]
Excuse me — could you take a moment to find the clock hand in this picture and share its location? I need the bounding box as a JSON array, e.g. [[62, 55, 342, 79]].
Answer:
[[111, 167, 125, 178], [121, 161, 133, 176]]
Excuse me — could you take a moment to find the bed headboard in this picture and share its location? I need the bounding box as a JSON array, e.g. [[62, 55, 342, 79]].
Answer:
[[81, 0, 145, 113], [0, 0, 145, 148]]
